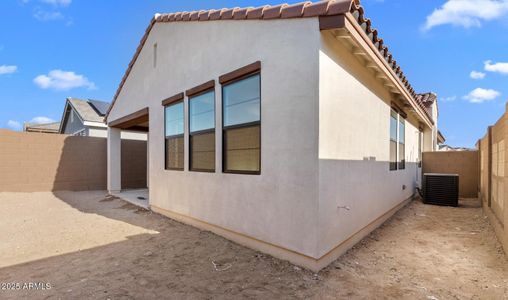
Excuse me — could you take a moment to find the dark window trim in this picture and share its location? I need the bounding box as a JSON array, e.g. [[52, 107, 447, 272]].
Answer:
[[185, 80, 215, 98], [390, 101, 407, 119], [164, 100, 184, 171], [188, 90, 216, 173], [219, 61, 261, 85], [223, 120, 260, 131], [222, 72, 261, 175], [161, 92, 184, 106]]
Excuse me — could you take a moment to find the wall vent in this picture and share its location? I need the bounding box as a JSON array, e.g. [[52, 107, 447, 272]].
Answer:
[[423, 173, 459, 207]]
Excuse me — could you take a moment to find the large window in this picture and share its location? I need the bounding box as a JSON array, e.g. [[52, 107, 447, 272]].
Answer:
[[189, 90, 215, 172], [389, 110, 398, 171], [165, 101, 184, 170], [389, 108, 406, 171], [222, 73, 261, 174]]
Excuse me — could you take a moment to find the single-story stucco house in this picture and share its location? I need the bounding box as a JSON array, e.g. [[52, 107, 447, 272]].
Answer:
[[105, 0, 441, 271], [59, 97, 146, 140]]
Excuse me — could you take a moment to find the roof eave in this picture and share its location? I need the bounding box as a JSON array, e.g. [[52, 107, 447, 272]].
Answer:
[[104, 1, 360, 120], [105, 0, 433, 129], [437, 130, 446, 143], [337, 13, 434, 128], [58, 98, 72, 134]]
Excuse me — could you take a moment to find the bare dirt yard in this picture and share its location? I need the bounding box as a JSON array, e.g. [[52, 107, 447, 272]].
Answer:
[[0, 191, 506, 299]]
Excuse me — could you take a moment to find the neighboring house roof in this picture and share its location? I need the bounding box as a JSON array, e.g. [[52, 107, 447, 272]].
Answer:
[[439, 144, 472, 151], [24, 122, 61, 134], [59, 98, 110, 133], [437, 130, 446, 144], [416, 92, 438, 120], [106, 0, 433, 125], [68, 97, 109, 123], [417, 92, 437, 108], [88, 99, 110, 116]]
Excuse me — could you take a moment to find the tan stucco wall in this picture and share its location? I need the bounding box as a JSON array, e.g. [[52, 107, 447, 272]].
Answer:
[[108, 18, 322, 258], [422, 151, 479, 198], [0, 130, 146, 192], [317, 31, 422, 257], [107, 19, 439, 268]]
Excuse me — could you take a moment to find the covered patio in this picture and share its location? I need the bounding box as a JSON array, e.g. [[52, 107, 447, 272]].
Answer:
[[107, 107, 149, 208], [111, 188, 149, 209]]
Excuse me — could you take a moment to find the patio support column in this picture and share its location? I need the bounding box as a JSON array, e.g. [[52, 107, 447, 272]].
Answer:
[[146, 133, 149, 188], [107, 127, 121, 193]]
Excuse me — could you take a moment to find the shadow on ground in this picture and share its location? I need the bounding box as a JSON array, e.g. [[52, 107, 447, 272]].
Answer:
[[0, 193, 506, 299]]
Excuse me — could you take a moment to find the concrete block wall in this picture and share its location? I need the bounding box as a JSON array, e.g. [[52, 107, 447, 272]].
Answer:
[[422, 151, 479, 198], [477, 103, 508, 255], [121, 140, 147, 189], [0, 129, 146, 192]]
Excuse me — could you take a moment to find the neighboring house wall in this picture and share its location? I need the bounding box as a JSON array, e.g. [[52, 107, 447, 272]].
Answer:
[[431, 103, 439, 151], [317, 31, 421, 258], [60, 103, 148, 140], [0, 130, 146, 192], [108, 18, 322, 258], [63, 109, 86, 135], [87, 127, 107, 138], [422, 151, 479, 198]]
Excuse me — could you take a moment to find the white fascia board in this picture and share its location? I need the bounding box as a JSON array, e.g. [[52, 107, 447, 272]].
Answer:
[[84, 121, 107, 128]]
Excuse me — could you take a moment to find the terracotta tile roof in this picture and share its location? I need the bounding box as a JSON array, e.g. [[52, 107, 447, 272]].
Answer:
[[416, 92, 437, 108], [106, 0, 432, 124], [416, 92, 437, 120]]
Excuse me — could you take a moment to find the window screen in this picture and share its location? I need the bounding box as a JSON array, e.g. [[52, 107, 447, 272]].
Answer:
[[189, 91, 215, 172], [223, 74, 260, 127], [222, 74, 261, 174], [165, 101, 184, 170]]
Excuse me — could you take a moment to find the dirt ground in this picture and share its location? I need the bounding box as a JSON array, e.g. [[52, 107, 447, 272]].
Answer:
[[0, 191, 506, 299]]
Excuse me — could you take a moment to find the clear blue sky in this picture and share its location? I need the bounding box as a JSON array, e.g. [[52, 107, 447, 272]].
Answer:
[[1, 0, 507, 147]]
